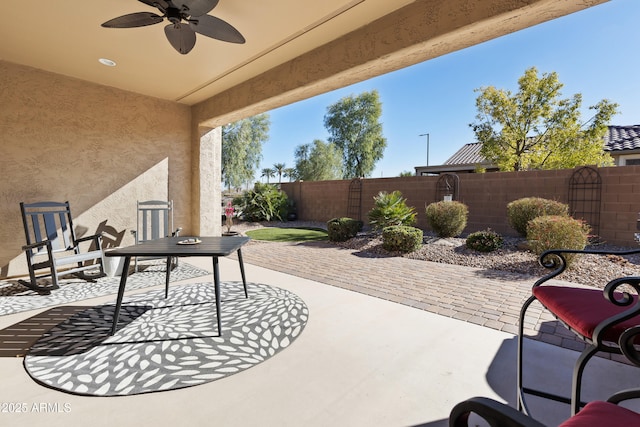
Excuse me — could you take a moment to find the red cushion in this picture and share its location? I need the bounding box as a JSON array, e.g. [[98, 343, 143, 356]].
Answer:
[[533, 286, 640, 342], [560, 401, 640, 426]]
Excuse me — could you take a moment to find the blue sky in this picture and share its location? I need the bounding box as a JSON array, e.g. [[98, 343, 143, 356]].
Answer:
[[260, 0, 640, 179]]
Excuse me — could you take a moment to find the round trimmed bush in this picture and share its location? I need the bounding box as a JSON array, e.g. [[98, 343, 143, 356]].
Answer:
[[526, 215, 590, 267], [382, 225, 423, 253], [507, 197, 569, 237], [466, 229, 503, 252], [327, 217, 363, 242], [425, 201, 468, 238]]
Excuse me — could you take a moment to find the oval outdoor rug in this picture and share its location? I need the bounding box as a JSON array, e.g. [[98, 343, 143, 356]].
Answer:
[[24, 282, 308, 396]]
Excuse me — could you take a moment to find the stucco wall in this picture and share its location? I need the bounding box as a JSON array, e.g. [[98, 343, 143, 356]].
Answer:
[[281, 166, 640, 247], [1, 61, 192, 277]]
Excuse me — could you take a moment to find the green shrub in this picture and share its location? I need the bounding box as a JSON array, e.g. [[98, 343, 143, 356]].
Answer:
[[327, 217, 364, 242], [236, 183, 289, 222], [382, 225, 423, 253], [527, 215, 590, 267], [507, 197, 569, 237], [368, 191, 417, 231], [425, 201, 468, 238], [466, 229, 504, 252]]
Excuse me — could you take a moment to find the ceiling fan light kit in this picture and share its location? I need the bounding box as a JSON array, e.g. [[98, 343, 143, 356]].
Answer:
[[102, 0, 245, 54]]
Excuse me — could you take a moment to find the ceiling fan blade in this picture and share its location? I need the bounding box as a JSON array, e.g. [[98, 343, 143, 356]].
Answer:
[[137, 0, 170, 9], [102, 12, 164, 28], [189, 14, 245, 44], [173, 0, 219, 17], [164, 23, 197, 54]]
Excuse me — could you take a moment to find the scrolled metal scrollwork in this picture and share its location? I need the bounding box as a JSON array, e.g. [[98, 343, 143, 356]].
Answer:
[[593, 277, 640, 346], [619, 325, 640, 367], [603, 277, 640, 307], [539, 250, 567, 271], [533, 250, 570, 287]]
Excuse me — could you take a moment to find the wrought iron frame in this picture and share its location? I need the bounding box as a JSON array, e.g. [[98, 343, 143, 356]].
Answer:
[[347, 178, 362, 220], [517, 247, 640, 416], [568, 166, 602, 237], [435, 173, 459, 202]]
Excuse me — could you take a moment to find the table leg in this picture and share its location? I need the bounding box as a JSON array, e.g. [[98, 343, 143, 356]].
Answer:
[[212, 256, 222, 336], [237, 248, 248, 298], [164, 256, 171, 298], [110, 256, 131, 336]]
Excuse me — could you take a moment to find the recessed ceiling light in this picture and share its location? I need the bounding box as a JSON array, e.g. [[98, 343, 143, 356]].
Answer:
[[99, 58, 116, 67]]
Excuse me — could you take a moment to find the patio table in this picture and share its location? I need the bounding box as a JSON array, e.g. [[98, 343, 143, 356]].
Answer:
[[105, 236, 250, 336]]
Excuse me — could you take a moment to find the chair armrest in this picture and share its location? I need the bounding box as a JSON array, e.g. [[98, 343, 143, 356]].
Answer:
[[534, 248, 640, 288], [22, 240, 50, 251], [589, 276, 640, 348], [74, 233, 103, 249], [619, 325, 640, 367], [607, 388, 640, 405], [449, 397, 546, 427], [75, 233, 102, 243]]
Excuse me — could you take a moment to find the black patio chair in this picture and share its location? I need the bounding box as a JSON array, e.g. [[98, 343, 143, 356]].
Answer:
[[453, 323, 640, 426], [19, 201, 106, 293], [517, 247, 640, 416], [450, 390, 640, 427]]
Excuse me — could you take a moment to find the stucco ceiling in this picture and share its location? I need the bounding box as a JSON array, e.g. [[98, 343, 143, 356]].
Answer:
[[0, 0, 415, 105], [0, 0, 607, 109]]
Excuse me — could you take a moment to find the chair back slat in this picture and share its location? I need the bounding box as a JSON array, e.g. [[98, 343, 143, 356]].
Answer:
[[57, 210, 73, 250], [150, 209, 161, 240], [43, 211, 61, 249], [29, 213, 42, 245]]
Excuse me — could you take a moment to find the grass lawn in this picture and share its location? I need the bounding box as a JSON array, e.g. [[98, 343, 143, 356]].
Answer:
[[245, 227, 328, 242]]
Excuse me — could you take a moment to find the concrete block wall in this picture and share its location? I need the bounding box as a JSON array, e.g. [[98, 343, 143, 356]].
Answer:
[[281, 166, 640, 247]]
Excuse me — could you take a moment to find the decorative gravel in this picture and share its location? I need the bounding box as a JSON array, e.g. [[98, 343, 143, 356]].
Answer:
[[232, 221, 640, 289]]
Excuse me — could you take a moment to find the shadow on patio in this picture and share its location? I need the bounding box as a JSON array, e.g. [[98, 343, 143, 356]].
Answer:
[[0, 256, 639, 426]]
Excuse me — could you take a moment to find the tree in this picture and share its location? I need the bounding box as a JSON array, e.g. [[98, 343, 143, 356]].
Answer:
[[283, 168, 297, 182], [324, 90, 386, 178], [273, 162, 286, 184], [470, 67, 618, 172], [399, 171, 414, 177], [294, 139, 343, 181], [221, 114, 270, 190], [261, 167, 275, 183]]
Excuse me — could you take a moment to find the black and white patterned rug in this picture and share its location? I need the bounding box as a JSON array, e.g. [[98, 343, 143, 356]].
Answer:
[[23, 282, 308, 396], [0, 261, 210, 316]]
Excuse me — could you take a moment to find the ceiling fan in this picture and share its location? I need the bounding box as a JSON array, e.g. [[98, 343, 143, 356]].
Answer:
[[102, 0, 245, 54]]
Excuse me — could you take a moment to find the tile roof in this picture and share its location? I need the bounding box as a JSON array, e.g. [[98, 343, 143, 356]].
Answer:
[[604, 125, 640, 151]]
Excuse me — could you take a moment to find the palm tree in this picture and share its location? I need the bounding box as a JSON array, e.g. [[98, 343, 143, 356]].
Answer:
[[283, 168, 297, 182], [273, 163, 286, 184], [261, 168, 275, 183]]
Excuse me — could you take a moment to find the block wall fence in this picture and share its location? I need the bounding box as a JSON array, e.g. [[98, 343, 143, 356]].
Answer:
[[281, 165, 640, 247]]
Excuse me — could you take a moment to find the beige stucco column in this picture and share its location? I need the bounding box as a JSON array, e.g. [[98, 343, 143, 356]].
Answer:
[[192, 126, 222, 236]]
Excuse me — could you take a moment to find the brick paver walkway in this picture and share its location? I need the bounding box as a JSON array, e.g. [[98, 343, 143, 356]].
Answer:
[[237, 239, 621, 361]]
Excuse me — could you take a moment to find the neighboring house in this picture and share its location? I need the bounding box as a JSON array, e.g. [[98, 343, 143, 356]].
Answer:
[[415, 125, 640, 175], [604, 125, 640, 165], [415, 143, 498, 175]]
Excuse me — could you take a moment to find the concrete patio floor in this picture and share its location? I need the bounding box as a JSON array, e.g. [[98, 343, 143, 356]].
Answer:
[[1, 256, 640, 427]]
